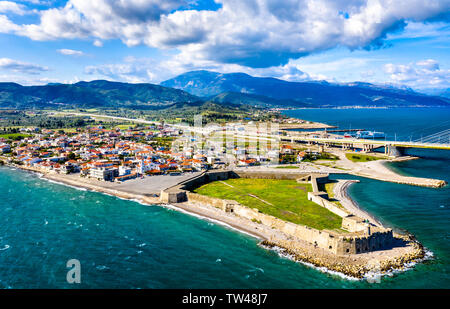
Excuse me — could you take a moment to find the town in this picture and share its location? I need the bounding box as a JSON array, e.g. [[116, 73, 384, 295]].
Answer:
[[0, 119, 313, 182]]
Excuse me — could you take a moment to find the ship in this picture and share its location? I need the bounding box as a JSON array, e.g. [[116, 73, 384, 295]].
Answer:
[[355, 130, 386, 139]]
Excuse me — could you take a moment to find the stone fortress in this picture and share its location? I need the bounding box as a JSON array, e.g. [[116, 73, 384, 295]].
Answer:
[[160, 170, 395, 256]]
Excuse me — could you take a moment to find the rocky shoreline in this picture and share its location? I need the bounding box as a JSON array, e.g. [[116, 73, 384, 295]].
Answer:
[[260, 234, 426, 279]]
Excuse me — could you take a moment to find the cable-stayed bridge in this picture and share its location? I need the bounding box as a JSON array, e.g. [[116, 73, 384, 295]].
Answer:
[[283, 129, 450, 156]]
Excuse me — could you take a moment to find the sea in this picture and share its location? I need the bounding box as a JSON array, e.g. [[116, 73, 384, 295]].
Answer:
[[0, 107, 449, 288]]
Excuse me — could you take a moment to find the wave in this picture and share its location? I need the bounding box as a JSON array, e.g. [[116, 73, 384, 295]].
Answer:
[[0, 245, 10, 251], [259, 243, 360, 281], [43, 178, 88, 191]]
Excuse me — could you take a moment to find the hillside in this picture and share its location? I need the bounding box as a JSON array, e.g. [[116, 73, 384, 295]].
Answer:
[[207, 92, 313, 108], [0, 80, 199, 109], [162, 70, 450, 107]]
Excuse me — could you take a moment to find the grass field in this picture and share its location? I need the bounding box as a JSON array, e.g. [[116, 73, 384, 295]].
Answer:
[[193, 178, 342, 230], [0, 133, 31, 140], [115, 124, 136, 130], [345, 153, 384, 163]]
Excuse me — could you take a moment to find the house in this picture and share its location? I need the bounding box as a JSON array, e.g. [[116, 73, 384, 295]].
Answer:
[[24, 157, 42, 166], [237, 159, 257, 167], [0, 143, 11, 153], [119, 165, 132, 176], [115, 173, 137, 182], [297, 151, 307, 162], [281, 145, 293, 154], [89, 167, 119, 181]]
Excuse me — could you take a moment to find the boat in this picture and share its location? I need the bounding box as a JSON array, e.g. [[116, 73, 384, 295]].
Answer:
[[355, 130, 385, 139]]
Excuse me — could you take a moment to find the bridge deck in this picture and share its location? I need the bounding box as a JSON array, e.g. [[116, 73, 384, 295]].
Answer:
[[285, 136, 450, 150]]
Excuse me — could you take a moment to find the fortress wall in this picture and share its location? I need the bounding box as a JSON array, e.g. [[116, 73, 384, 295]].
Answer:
[[187, 191, 340, 254], [231, 204, 343, 253], [186, 191, 393, 255], [164, 171, 393, 255], [175, 170, 327, 192], [186, 192, 238, 211], [307, 192, 350, 218], [234, 170, 314, 180], [177, 171, 231, 191]]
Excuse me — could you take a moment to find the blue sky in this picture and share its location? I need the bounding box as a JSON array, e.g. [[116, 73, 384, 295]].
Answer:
[[0, 0, 449, 94]]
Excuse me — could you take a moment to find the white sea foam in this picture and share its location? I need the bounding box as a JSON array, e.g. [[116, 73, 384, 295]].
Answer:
[[96, 265, 110, 271], [44, 178, 87, 191], [0, 245, 10, 251], [259, 243, 361, 281]]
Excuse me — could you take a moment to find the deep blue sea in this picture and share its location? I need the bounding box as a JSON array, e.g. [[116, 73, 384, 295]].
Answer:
[[0, 107, 449, 288]]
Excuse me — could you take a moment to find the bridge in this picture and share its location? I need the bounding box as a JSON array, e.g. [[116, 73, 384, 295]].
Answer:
[[282, 129, 450, 156]]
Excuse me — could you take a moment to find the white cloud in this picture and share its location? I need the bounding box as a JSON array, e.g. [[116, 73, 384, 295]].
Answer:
[[57, 48, 84, 56], [383, 59, 450, 90], [0, 14, 21, 33], [5, 0, 450, 68], [0, 1, 27, 15], [416, 59, 440, 71], [93, 39, 103, 47], [0, 58, 49, 74], [84, 57, 163, 83], [83, 55, 320, 85]]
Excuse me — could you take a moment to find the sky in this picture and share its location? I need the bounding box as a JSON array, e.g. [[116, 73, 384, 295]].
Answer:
[[0, 0, 449, 94]]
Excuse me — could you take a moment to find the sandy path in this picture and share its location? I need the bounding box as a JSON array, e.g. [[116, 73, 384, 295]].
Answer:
[[329, 150, 446, 188]]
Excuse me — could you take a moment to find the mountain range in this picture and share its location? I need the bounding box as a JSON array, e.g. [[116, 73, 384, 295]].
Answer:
[[0, 80, 199, 109], [0, 70, 449, 110], [161, 70, 450, 108]]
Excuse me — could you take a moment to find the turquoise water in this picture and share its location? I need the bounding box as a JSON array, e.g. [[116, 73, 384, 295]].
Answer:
[[0, 107, 449, 288]]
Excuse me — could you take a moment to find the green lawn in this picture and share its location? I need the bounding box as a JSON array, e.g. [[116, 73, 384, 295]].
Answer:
[[275, 165, 299, 169], [193, 178, 342, 230], [115, 123, 136, 130], [0, 133, 31, 140], [345, 153, 384, 162], [320, 181, 345, 210]]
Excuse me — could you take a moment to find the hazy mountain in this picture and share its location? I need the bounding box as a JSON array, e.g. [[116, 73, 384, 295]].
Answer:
[[207, 91, 312, 108], [0, 80, 200, 109], [162, 70, 450, 107], [437, 88, 450, 99]]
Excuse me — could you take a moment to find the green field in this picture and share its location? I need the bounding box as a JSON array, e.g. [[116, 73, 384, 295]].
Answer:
[[0, 133, 31, 140], [193, 178, 342, 230], [115, 123, 137, 130], [345, 153, 384, 162]]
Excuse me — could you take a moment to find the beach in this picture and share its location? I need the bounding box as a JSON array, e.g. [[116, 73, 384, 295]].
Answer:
[[333, 179, 383, 226]]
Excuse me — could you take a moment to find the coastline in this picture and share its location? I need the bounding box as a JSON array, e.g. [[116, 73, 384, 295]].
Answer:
[[3, 164, 427, 280], [333, 179, 383, 227]]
